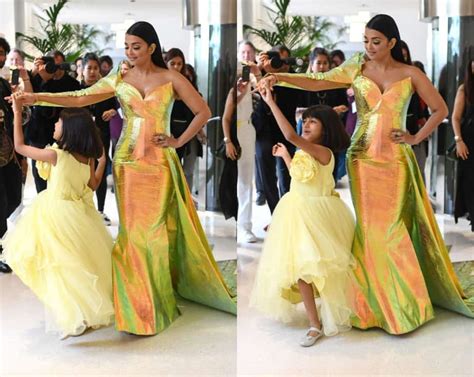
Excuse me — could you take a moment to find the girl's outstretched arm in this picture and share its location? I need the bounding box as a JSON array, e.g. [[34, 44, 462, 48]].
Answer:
[[12, 93, 57, 165], [259, 85, 331, 165], [88, 151, 106, 191]]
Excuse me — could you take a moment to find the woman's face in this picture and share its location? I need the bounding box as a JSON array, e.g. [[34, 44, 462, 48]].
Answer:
[[364, 28, 394, 61], [167, 56, 184, 73], [76, 59, 83, 75], [125, 34, 152, 67], [302, 116, 324, 143], [331, 55, 343, 68], [311, 54, 330, 73], [53, 118, 63, 141], [83, 59, 100, 84], [239, 44, 256, 62], [121, 63, 130, 76]]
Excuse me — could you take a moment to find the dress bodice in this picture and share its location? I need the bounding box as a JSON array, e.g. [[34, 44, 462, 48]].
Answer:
[[37, 145, 93, 204], [289, 150, 337, 197]]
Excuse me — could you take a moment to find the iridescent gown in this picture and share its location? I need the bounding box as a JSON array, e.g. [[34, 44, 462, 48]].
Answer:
[[278, 52, 474, 334], [36, 70, 237, 335]]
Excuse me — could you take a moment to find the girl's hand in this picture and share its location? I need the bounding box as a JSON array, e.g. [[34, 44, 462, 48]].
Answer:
[[456, 140, 469, 160], [102, 109, 117, 121], [98, 148, 107, 164], [153, 133, 180, 148], [390, 129, 417, 145], [258, 78, 276, 105], [272, 143, 289, 158], [333, 105, 348, 114], [11, 92, 23, 113], [225, 141, 238, 160]]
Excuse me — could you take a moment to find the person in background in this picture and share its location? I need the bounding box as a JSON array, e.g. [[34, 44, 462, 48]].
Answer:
[[330, 49, 346, 68], [164, 48, 204, 194], [401, 41, 429, 182], [452, 58, 474, 231], [74, 57, 83, 82], [0, 37, 11, 80], [238, 40, 266, 206], [80, 52, 117, 225], [99, 55, 113, 77]]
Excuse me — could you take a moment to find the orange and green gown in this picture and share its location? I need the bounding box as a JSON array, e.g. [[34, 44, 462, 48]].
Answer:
[[276, 52, 474, 334], [35, 69, 237, 335]]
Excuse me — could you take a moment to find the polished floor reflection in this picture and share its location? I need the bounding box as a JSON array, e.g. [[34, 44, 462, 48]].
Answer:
[[237, 176, 474, 376]]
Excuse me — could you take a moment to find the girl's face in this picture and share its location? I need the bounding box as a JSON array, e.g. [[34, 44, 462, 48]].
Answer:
[[83, 60, 100, 83], [311, 54, 330, 73], [53, 118, 63, 141], [239, 43, 256, 62], [125, 34, 152, 67], [167, 56, 184, 73], [364, 28, 394, 61], [302, 116, 324, 143]]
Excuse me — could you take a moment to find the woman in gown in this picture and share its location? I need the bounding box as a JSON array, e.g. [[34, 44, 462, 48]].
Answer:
[[20, 21, 236, 335], [258, 14, 474, 335]]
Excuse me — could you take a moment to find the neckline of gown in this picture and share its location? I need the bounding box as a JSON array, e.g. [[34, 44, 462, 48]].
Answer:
[[358, 55, 413, 96], [119, 79, 172, 101]]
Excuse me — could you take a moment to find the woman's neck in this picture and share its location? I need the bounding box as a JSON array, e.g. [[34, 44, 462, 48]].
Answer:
[[84, 78, 98, 86], [134, 60, 158, 76], [370, 55, 396, 72]]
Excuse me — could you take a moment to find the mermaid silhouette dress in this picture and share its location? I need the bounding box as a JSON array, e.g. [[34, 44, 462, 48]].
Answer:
[[36, 69, 237, 335], [277, 52, 474, 334]]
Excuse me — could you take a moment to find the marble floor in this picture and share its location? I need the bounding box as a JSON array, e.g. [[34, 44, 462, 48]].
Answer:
[[237, 176, 474, 377], [0, 167, 237, 376], [1, 163, 473, 376]]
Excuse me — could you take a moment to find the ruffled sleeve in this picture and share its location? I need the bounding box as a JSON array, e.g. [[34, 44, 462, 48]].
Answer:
[[275, 52, 365, 90], [36, 144, 61, 180], [34, 70, 119, 107], [290, 151, 320, 182]]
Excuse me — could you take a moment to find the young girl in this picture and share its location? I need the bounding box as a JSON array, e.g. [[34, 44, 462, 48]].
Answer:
[[250, 85, 355, 347], [2, 93, 114, 339]]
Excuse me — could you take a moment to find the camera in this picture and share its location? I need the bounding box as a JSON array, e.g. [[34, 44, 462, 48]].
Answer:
[[265, 51, 304, 69], [41, 56, 71, 74]]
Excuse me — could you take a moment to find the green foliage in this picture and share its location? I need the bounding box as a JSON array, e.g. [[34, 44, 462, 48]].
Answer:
[[244, 0, 347, 57], [16, 0, 113, 61]]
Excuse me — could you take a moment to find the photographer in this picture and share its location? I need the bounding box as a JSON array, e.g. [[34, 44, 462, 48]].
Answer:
[[28, 51, 80, 192], [252, 45, 305, 215], [0, 75, 23, 273], [0, 37, 10, 80]]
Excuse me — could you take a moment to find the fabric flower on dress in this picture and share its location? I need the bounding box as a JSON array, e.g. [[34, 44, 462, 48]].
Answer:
[[290, 151, 319, 182]]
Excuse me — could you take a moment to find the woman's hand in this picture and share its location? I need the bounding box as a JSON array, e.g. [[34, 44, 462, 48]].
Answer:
[[256, 74, 277, 95], [225, 141, 238, 160], [152, 133, 181, 148], [6, 91, 36, 105], [456, 140, 469, 160], [197, 129, 207, 145], [237, 78, 249, 94], [390, 129, 417, 145], [258, 77, 276, 105], [272, 143, 289, 158], [102, 109, 117, 122]]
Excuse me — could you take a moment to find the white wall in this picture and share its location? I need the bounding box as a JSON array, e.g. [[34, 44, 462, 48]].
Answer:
[[3, 0, 194, 65]]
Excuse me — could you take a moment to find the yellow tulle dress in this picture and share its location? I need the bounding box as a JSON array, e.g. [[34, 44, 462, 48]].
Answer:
[[250, 150, 355, 336], [2, 145, 115, 337]]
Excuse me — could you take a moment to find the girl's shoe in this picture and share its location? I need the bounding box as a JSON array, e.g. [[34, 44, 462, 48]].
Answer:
[[299, 326, 323, 347]]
